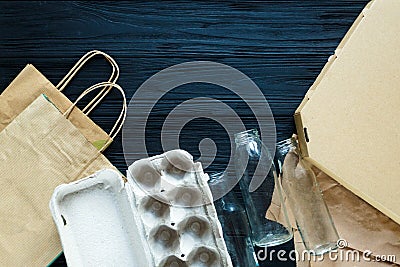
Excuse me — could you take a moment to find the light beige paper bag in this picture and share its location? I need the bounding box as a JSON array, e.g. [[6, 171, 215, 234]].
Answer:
[[0, 82, 126, 266], [0, 50, 119, 148]]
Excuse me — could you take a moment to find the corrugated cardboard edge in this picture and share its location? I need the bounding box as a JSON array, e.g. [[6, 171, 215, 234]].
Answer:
[[294, 0, 400, 226], [294, 0, 375, 158]]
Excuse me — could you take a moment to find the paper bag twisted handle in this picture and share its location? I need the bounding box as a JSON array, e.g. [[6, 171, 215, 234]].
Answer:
[[56, 50, 120, 116], [64, 82, 127, 152]]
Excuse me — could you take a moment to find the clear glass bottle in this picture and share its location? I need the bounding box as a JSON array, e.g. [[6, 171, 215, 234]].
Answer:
[[276, 137, 339, 255], [208, 172, 259, 267], [233, 129, 293, 247]]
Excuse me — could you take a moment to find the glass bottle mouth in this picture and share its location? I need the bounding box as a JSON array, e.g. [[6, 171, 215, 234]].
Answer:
[[208, 171, 225, 186], [276, 137, 298, 154], [234, 129, 260, 145]]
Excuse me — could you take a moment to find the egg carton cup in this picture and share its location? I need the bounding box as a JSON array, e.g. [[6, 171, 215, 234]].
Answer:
[[50, 150, 232, 267]]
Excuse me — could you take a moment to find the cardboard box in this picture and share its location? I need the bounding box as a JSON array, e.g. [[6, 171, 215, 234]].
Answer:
[[294, 0, 400, 224]]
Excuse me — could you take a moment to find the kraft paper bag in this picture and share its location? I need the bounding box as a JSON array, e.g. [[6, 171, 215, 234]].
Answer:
[[0, 82, 126, 266], [0, 50, 119, 148]]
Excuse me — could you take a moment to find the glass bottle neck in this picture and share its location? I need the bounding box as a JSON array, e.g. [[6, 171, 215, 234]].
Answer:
[[275, 137, 298, 174], [234, 129, 260, 146], [276, 137, 297, 156]]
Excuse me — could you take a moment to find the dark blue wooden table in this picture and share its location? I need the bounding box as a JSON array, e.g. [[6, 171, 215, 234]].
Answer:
[[0, 1, 368, 265]]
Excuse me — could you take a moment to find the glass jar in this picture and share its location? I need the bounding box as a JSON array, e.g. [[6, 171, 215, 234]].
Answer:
[[233, 129, 293, 247]]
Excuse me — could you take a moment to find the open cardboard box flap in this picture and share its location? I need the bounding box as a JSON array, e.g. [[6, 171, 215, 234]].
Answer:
[[294, 0, 400, 225]]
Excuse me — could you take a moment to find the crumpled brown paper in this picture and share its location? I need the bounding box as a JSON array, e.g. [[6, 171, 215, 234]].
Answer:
[[267, 164, 400, 266]]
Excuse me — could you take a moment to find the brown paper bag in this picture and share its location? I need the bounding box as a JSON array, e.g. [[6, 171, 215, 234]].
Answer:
[[0, 82, 126, 266], [0, 50, 119, 148]]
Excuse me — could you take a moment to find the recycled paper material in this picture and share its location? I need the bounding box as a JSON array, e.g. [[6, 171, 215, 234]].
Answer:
[[0, 64, 109, 147], [267, 162, 399, 266], [306, 168, 400, 266], [50, 151, 233, 267], [0, 95, 119, 266], [295, 0, 400, 224], [50, 169, 153, 267]]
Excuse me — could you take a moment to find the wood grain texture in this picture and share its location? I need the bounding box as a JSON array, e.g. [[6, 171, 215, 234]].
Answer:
[[0, 1, 368, 265]]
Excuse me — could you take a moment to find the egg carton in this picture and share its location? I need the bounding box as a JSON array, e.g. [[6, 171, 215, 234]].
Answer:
[[50, 150, 233, 267]]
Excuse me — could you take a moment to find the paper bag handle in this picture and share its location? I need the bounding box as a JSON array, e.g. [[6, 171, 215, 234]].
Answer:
[[64, 82, 127, 152], [56, 50, 120, 116]]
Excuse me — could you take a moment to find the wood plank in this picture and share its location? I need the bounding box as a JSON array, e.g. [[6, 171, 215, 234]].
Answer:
[[0, 1, 368, 265]]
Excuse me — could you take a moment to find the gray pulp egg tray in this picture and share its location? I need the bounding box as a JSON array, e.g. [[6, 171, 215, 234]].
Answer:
[[50, 150, 233, 267]]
